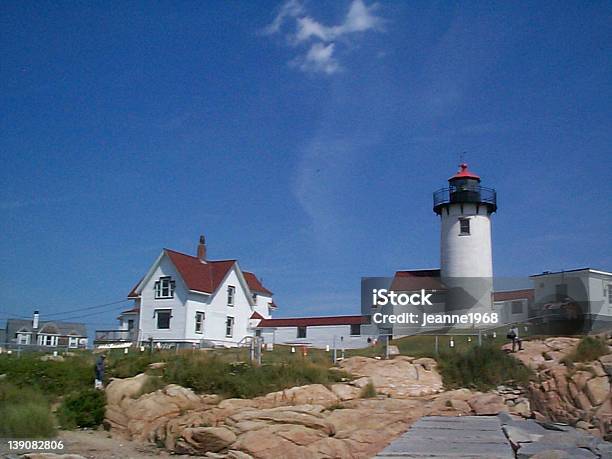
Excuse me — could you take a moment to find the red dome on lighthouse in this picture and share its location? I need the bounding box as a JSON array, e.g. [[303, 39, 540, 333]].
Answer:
[[449, 163, 481, 182]]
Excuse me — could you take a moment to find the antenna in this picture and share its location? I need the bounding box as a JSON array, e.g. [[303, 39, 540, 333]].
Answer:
[[459, 151, 467, 164]]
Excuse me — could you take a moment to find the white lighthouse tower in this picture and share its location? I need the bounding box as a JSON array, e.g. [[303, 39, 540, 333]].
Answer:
[[433, 163, 497, 313]]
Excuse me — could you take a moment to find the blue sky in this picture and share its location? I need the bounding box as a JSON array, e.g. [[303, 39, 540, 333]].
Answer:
[[1, 1, 611, 332]]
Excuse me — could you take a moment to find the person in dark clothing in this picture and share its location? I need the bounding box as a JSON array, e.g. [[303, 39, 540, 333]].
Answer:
[[94, 354, 106, 389]]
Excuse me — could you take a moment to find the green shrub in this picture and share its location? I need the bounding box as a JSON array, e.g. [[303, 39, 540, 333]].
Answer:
[[0, 353, 94, 397], [438, 344, 533, 391], [562, 336, 609, 366], [360, 382, 377, 398], [106, 351, 159, 379], [57, 389, 106, 429], [0, 381, 56, 438], [163, 354, 347, 398]]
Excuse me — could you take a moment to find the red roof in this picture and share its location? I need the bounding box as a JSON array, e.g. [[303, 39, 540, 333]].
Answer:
[[493, 289, 534, 302], [127, 249, 273, 298], [256, 315, 365, 328], [243, 271, 272, 295], [449, 163, 481, 181], [390, 269, 444, 291], [250, 311, 265, 320]]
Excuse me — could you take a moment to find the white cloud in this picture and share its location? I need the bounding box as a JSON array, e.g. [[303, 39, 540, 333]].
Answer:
[[263, 0, 304, 35], [264, 0, 384, 75], [292, 42, 340, 74]]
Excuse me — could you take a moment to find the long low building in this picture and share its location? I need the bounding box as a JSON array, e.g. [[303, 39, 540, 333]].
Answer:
[[254, 314, 376, 349]]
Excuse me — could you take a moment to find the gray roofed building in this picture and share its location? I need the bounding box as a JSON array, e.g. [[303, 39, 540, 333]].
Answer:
[[3, 311, 88, 349]]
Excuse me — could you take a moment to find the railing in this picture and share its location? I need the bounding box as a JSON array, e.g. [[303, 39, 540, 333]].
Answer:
[[433, 185, 497, 213], [94, 329, 135, 343]]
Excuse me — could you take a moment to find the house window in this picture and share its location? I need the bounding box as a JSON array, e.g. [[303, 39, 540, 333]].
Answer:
[[38, 335, 58, 347], [511, 300, 524, 314], [608, 285, 612, 303], [127, 319, 134, 331], [155, 310, 171, 329], [226, 316, 234, 338], [297, 326, 307, 338], [227, 286, 235, 307], [17, 333, 30, 345], [154, 277, 175, 299], [350, 324, 361, 336], [195, 312, 205, 334], [255, 329, 262, 337], [252, 293, 257, 302], [68, 337, 79, 348], [459, 218, 470, 235]]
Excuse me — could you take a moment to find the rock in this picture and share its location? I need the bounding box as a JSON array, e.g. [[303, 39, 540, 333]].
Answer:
[[413, 357, 437, 370], [22, 455, 86, 459], [350, 376, 371, 388], [338, 356, 443, 398], [599, 353, 612, 376], [175, 426, 237, 454], [387, 345, 400, 356], [39, 355, 65, 362], [330, 383, 361, 401], [148, 361, 167, 369], [218, 398, 258, 411], [503, 424, 543, 448], [517, 444, 597, 459], [262, 384, 339, 408], [576, 420, 592, 430], [227, 405, 335, 435], [585, 376, 610, 406], [468, 393, 508, 415], [449, 399, 471, 413], [105, 373, 151, 406], [510, 400, 532, 418], [231, 427, 321, 459]]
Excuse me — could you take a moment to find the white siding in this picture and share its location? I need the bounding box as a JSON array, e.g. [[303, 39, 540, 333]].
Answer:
[[138, 254, 189, 343], [260, 325, 375, 349]]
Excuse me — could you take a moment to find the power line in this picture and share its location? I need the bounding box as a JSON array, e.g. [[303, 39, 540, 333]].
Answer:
[[45, 304, 129, 322], [43, 299, 130, 317]]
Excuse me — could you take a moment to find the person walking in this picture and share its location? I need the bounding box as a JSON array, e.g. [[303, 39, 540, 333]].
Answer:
[[94, 354, 106, 389], [507, 326, 522, 352]]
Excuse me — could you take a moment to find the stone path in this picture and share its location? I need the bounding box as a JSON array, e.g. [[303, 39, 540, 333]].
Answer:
[[375, 415, 514, 459]]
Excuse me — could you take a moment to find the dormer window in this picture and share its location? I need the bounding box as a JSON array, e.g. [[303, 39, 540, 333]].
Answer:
[[227, 285, 235, 307], [154, 277, 175, 299]]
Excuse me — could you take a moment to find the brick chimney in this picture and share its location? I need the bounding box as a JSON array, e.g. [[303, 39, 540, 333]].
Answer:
[[197, 235, 207, 263]]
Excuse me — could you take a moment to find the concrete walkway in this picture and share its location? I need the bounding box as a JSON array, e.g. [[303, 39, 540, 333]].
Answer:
[[375, 415, 514, 459]]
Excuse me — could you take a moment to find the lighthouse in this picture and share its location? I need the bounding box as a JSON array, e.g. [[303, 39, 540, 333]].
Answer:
[[433, 163, 497, 313]]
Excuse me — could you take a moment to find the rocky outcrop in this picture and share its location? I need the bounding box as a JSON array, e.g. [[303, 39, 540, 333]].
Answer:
[[104, 372, 428, 457], [498, 412, 612, 459], [504, 336, 612, 440], [338, 356, 444, 397]]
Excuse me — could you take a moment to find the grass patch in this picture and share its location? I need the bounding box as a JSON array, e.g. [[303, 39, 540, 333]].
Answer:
[[360, 382, 377, 398], [162, 353, 348, 398], [0, 352, 94, 397], [0, 381, 56, 438], [561, 336, 609, 366], [437, 344, 533, 391], [56, 389, 106, 429]]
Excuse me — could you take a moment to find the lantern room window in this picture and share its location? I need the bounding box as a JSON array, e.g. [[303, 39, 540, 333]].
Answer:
[[459, 218, 470, 236]]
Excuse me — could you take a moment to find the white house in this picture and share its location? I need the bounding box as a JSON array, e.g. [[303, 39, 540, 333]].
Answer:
[[255, 315, 374, 350], [95, 236, 275, 348]]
